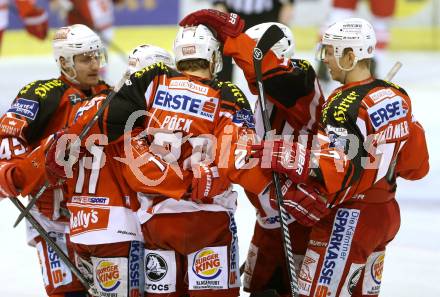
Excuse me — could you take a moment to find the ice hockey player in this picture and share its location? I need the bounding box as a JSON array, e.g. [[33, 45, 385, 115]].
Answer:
[[179, 9, 326, 297], [0, 24, 109, 297], [43, 22, 330, 296], [43, 43, 179, 297], [317, 0, 396, 83], [0, 42, 177, 297], [255, 18, 429, 297], [0, 0, 48, 51]]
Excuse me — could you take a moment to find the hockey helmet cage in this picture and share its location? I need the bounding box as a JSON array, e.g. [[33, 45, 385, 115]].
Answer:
[[317, 18, 376, 71], [173, 25, 223, 74], [128, 44, 175, 74], [245, 22, 295, 59], [53, 24, 107, 82]]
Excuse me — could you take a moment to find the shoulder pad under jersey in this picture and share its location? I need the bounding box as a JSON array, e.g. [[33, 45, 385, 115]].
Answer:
[[18, 79, 69, 101], [375, 79, 409, 96], [132, 62, 171, 79], [217, 80, 251, 110]]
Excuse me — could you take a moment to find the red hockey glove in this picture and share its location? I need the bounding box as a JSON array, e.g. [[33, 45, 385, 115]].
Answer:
[[191, 164, 225, 203], [271, 183, 329, 227], [0, 162, 19, 197], [179, 9, 245, 43], [251, 140, 311, 184], [22, 7, 49, 40]]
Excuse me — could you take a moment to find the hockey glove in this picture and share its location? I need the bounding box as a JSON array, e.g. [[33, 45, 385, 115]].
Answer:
[[21, 7, 49, 40], [45, 130, 83, 180], [251, 139, 311, 184], [0, 136, 61, 198], [0, 162, 19, 198], [191, 164, 225, 204], [179, 9, 245, 43], [271, 183, 329, 227]]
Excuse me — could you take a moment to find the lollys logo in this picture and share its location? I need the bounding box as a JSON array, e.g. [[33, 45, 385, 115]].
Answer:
[[192, 249, 222, 280], [96, 260, 121, 292]]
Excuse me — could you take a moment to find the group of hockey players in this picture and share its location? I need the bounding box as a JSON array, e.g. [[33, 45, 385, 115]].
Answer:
[[0, 6, 430, 297]]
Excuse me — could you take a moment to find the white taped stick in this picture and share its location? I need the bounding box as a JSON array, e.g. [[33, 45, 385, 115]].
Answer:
[[384, 61, 402, 81]]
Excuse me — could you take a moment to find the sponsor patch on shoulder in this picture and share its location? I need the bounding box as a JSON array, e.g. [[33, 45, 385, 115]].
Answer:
[[369, 88, 396, 103], [368, 96, 408, 130], [0, 117, 26, 136], [8, 98, 39, 120]]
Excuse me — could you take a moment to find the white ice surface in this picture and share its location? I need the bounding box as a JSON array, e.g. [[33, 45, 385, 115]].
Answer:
[[0, 52, 438, 296]]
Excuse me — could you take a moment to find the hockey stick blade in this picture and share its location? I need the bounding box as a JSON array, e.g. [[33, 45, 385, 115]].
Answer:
[[253, 25, 285, 63]]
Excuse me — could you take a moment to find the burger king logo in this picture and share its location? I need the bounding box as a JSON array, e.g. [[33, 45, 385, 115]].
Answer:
[[371, 253, 384, 285], [96, 260, 121, 292], [192, 249, 222, 280]]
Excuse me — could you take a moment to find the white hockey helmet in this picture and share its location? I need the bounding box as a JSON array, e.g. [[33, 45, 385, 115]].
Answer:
[[317, 18, 376, 71], [173, 25, 222, 75], [127, 44, 175, 74], [52, 24, 107, 82], [245, 22, 295, 59]]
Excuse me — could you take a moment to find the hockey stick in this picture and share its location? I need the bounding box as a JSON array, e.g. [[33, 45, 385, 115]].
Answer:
[[13, 72, 130, 228], [9, 198, 97, 295], [384, 61, 402, 82], [253, 25, 299, 297], [13, 181, 49, 227]]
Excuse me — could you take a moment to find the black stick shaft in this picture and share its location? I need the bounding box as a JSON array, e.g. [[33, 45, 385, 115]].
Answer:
[[9, 199, 94, 293], [253, 25, 299, 297]]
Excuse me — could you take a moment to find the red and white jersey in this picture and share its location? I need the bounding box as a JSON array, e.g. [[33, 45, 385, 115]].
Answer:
[[312, 78, 429, 206], [224, 33, 325, 142], [64, 93, 186, 244], [224, 32, 326, 228], [0, 76, 109, 221], [68, 62, 276, 222]]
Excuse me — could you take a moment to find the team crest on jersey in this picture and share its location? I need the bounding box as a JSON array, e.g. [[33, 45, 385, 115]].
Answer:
[[8, 98, 39, 120], [96, 260, 122, 291], [153, 85, 218, 121]]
